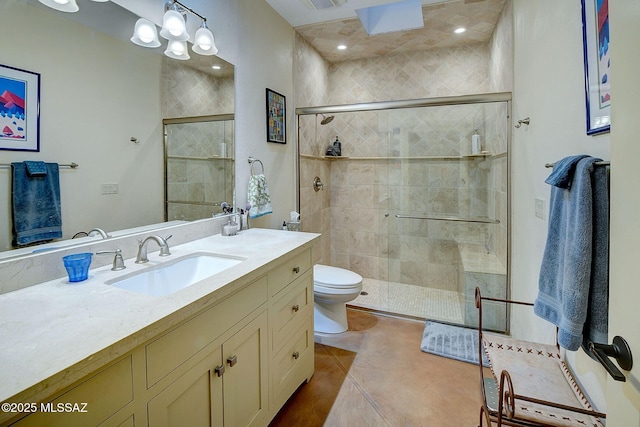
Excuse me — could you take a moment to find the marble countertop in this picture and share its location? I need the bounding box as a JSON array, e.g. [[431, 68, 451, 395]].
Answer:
[[0, 229, 319, 407]]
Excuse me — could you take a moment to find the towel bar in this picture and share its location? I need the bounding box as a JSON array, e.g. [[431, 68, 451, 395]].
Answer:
[[0, 162, 78, 169], [545, 160, 609, 168]]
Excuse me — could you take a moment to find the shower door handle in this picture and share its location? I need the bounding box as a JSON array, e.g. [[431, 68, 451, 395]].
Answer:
[[395, 214, 499, 224]]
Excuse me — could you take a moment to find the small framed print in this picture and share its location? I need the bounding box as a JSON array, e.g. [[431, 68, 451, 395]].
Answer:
[[581, 0, 610, 135], [0, 64, 40, 151], [266, 88, 286, 144]]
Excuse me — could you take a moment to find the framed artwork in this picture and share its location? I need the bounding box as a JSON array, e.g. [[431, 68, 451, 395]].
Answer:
[[266, 88, 286, 144], [0, 64, 40, 151], [581, 0, 610, 135]]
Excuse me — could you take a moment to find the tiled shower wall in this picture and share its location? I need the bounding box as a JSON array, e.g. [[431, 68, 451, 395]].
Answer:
[[296, 3, 512, 288], [161, 59, 235, 221]]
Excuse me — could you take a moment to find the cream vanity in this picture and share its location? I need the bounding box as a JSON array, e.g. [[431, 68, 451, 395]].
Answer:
[[0, 225, 318, 427]]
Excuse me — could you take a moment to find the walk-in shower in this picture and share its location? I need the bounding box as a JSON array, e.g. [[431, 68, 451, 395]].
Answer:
[[297, 93, 511, 332]]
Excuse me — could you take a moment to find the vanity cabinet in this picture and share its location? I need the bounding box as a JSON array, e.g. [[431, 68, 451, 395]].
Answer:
[[10, 356, 134, 427], [147, 310, 268, 427], [267, 249, 314, 414], [4, 244, 315, 427]]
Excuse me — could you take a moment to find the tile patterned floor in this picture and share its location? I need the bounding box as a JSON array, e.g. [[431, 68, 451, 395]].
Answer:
[[351, 278, 465, 324], [269, 309, 482, 427]]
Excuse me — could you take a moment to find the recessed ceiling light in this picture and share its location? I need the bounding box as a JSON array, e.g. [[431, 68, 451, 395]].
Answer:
[[212, 65, 221, 70], [454, 27, 466, 34], [337, 44, 347, 50]]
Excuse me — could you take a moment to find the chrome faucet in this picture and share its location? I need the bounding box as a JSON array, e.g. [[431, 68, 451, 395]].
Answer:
[[88, 228, 110, 239], [136, 235, 172, 264]]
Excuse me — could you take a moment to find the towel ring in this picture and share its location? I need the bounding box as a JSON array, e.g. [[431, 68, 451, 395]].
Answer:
[[248, 157, 264, 176]]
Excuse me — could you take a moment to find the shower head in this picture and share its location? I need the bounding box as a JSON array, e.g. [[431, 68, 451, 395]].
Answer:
[[320, 114, 334, 125]]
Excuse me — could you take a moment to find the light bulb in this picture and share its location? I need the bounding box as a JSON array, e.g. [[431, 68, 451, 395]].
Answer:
[[165, 40, 190, 60], [131, 18, 160, 48], [192, 23, 218, 56], [160, 9, 189, 41]]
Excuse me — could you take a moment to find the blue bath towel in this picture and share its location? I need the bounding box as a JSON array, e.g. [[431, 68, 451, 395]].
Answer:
[[12, 162, 63, 247], [534, 156, 609, 351]]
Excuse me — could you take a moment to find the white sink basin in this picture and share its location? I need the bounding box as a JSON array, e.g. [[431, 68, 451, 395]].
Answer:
[[107, 252, 245, 297]]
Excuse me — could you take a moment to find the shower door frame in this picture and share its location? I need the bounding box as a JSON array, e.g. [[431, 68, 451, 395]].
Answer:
[[296, 92, 513, 326]]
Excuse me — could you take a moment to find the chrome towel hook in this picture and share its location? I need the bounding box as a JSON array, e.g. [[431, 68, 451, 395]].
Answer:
[[515, 117, 530, 128]]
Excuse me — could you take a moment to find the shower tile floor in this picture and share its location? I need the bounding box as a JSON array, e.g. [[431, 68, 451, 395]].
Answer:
[[350, 278, 464, 324]]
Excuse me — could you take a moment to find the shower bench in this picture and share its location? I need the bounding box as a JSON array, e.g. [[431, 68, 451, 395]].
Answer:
[[474, 287, 606, 427]]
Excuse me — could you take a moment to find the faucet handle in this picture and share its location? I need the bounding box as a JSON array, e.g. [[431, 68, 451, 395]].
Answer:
[[97, 249, 126, 271], [159, 235, 172, 256]]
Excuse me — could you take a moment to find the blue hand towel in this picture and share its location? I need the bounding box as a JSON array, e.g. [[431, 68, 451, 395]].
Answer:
[[12, 162, 63, 247], [534, 157, 608, 351], [24, 161, 48, 177], [544, 154, 589, 189]]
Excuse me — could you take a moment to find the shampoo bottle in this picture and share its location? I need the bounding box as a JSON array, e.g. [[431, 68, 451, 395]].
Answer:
[[471, 129, 481, 155], [333, 136, 342, 156]]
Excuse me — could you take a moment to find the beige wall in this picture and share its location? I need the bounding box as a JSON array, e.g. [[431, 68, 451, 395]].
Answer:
[[510, 0, 611, 411]]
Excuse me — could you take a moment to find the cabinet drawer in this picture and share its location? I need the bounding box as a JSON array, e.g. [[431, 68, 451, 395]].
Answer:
[[12, 356, 133, 427], [146, 276, 267, 388], [268, 248, 311, 297], [271, 273, 312, 350], [271, 322, 314, 407]]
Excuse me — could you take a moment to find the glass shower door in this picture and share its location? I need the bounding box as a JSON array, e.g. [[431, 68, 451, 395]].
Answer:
[[386, 101, 509, 331]]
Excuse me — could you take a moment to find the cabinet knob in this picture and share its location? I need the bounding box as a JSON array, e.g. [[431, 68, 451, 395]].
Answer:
[[292, 304, 300, 313], [214, 364, 225, 377], [292, 351, 300, 360], [227, 355, 238, 367], [293, 266, 300, 274]]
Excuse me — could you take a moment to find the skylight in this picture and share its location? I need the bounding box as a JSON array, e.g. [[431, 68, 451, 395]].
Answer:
[[356, 0, 424, 36]]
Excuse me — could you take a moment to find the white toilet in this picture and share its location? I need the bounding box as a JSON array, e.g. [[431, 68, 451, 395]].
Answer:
[[313, 264, 363, 334]]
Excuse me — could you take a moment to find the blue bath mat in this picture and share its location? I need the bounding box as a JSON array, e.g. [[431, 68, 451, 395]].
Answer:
[[420, 320, 489, 367]]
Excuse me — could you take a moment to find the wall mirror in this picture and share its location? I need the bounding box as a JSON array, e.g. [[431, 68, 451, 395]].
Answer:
[[0, 0, 234, 258], [164, 115, 235, 221]]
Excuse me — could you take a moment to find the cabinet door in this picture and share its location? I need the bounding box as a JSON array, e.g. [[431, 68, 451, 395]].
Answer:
[[147, 349, 224, 427], [222, 311, 268, 427]]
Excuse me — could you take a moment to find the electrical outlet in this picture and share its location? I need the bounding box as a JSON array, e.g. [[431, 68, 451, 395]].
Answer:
[[535, 198, 545, 219], [101, 183, 119, 195]]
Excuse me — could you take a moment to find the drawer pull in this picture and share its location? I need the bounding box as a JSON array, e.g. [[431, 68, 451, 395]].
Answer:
[[293, 266, 300, 274], [292, 351, 300, 360], [292, 304, 300, 312], [227, 355, 238, 367], [214, 365, 225, 377]]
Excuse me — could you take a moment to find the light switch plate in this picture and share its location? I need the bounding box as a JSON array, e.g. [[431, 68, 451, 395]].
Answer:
[[102, 183, 119, 195]]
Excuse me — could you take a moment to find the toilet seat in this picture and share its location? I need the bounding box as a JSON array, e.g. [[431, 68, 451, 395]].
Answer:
[[314, 264, 362, 289]]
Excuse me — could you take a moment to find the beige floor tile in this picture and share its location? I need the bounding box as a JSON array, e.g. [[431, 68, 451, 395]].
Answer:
[[270, 309, 482, 427]]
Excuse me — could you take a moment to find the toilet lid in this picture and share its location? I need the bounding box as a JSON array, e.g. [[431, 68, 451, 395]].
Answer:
[[314, 264, 362, 288]]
